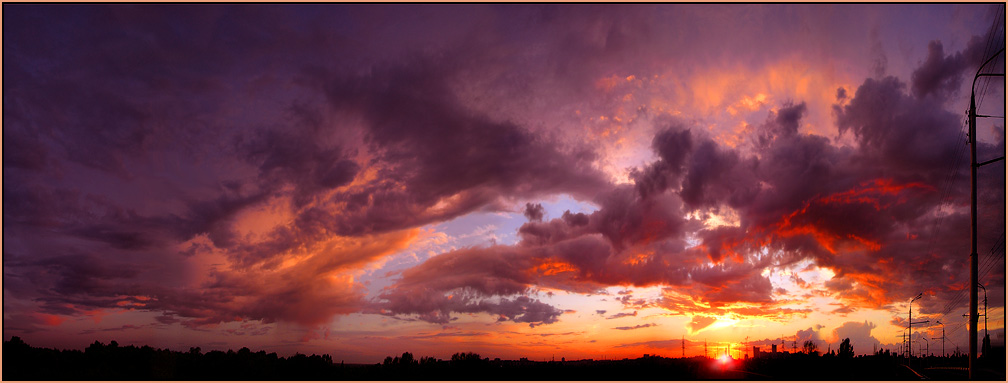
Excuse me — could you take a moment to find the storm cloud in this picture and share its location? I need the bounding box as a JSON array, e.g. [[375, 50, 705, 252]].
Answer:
[[2, 4, 1002, 358]]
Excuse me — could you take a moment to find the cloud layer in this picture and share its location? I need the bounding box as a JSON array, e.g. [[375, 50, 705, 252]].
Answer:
[[3, 5, 1002, 354]]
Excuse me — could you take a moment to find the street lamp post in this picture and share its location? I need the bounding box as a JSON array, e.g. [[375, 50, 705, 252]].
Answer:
[[909, 293, 923, 362], [968, 47, 1004, 379]]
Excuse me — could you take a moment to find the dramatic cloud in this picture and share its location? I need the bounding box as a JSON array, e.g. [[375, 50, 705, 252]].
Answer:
[[795, 327, 824, 349], [523, 203, 546, 222], [830, 321, 882, 355], [910, 36, 988, 100], [4, 4, 614, 331], [3, 4, 1002, 361], [379, 42, 1001, 322]]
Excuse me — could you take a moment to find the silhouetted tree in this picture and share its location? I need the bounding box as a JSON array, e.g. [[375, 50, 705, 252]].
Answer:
[[803, 340, 819, 355], [838, 338, 854, 359], [451, 351, 482, 363], [12, 337, 994, 380], [400, 352, 415, 365]]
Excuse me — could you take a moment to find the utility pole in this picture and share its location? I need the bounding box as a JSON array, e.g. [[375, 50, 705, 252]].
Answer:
[[682, 335, 685, 358], [935, 320, 945, 357], [969, 75, 979, 381], [969, 47, 1004, 379], [903, 330, 911, 360]]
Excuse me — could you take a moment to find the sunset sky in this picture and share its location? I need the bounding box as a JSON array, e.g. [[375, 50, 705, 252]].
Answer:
[[4, 4, 1005, 363]]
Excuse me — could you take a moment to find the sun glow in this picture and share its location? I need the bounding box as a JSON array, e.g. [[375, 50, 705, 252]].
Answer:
[[719, 353, 731, 363]]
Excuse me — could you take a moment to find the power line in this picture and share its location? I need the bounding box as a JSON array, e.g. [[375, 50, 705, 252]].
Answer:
[[935, 237, 999, 324], [977, 232, 1005, 280], [924, 132, 969, 259], [940, 232, 1005, 349], [975, 4, 1004, 110], [938, 233, 1003, 317], [923, 124, 971, 320], [978, 235, 1005, 281], [930, 125, 973, 318]]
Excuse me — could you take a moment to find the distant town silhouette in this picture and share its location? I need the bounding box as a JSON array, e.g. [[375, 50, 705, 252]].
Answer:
[[4, 336, 1004, 380]]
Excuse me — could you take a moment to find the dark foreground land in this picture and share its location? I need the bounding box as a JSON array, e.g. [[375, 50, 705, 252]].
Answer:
[[4, 337, 1005, 380]]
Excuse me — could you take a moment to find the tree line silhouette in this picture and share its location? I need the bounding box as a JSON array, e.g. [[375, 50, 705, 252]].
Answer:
[[3, 336, 1003, 380]]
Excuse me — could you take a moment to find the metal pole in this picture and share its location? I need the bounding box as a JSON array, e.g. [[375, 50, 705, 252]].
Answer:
[[968, 48, 1003, 378], [969, 89, 978, 379], [937, 320, 944, 357], [909, 293, 922, 362], [968, 78, 982, 378]]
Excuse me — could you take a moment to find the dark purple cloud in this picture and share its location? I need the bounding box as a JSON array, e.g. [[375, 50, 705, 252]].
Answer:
[[613, 323, 657, 331], [378, 28, 1003, 327], [320, 54, 610, 230], [606, 311, 638, 320], [630, 126, 692, 198], [3, 4, 618, 331], [523, 203, 546, 222], [679, 138, 759, 210], [835, 76, 961, 173], [910, 36, 988, 100], [373, 245, 568, 325]]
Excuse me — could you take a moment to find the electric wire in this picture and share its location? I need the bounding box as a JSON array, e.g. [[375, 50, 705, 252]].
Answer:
[[937, 8, 1006, 351], [975, 4, 1004, 110]]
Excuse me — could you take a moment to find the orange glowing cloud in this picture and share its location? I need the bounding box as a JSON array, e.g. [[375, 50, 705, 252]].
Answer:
[[533, 260, 579, 276], [760, 178, 933, 256]]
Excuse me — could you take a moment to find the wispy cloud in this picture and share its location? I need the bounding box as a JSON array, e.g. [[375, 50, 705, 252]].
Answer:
[[613, 323, 658, 331]]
